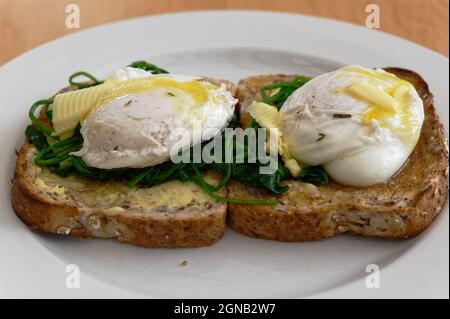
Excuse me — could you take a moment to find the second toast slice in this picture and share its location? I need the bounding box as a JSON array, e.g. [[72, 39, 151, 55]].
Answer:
[[227, 68, 449, 241]]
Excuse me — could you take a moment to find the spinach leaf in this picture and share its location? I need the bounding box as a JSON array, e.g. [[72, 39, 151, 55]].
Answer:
[[260, 76, 310, 109], [299, 166, 330, 184], [26, 61, 328, 205], [25, 125, 49, 151], [128, 61, 169, 74]]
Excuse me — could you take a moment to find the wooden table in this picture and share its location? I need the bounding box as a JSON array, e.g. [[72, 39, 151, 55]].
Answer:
[[0, 0, 448, 65]]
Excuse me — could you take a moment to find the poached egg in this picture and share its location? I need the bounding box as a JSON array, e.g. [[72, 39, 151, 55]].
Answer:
[[52, 67, 237, 169], [250, 65, 424, 187]]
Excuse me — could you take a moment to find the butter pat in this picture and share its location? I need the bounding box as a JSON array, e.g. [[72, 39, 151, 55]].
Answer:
[[51, 74, 219, 140], [347, 81, 397, 112], [247, 101, 303, 177], [247, 102, 281, 129], [52, 83, 112, 137], [284, 159, 301, 177]]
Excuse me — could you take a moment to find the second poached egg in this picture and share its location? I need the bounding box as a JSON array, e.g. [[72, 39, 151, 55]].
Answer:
[[280, 65, 424, 186]]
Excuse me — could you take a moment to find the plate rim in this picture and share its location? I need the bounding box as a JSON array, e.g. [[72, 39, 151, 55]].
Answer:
[[1, 10, 448, 71]]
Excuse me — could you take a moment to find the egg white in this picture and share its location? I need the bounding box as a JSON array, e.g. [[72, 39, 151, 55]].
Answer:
[[280, 65, 424, 187], [72, 70, 237, 169]]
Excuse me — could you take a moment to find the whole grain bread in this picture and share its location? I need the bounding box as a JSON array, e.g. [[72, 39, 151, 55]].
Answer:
[[11, 78, 235, 248], [227, 68, 449, 241]]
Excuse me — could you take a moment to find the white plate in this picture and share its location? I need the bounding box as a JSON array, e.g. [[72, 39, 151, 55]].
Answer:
[[0, 11, 448, 299]]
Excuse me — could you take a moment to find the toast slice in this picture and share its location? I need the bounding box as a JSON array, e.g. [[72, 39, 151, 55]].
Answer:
[[228, 68, 449, 241], [11, 79, 235, 248]]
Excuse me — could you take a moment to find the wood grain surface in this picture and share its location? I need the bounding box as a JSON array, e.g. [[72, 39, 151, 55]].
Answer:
[[0, 0, 448, 66]]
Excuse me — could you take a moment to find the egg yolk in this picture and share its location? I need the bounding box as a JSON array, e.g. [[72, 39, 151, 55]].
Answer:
[[338, 67, 420, 148], [52, 76, 218, 138]]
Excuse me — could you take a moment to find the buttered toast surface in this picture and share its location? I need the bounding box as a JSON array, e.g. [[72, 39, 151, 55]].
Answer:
[[11, 79, 236, 248], [227, 68, 449, 242], [11, 70, 449, 247]]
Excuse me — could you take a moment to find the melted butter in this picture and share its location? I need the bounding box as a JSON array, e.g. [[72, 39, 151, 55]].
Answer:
[[126, 180, 212, 210], [99, 77, 215, 109], [52, 76, 217, 138], [35, 178, 66, 197], [337, 67, 420, 146], [35, 167, 215, 210], [348, 81, 398, 112], [345, 66, 413, 92]]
